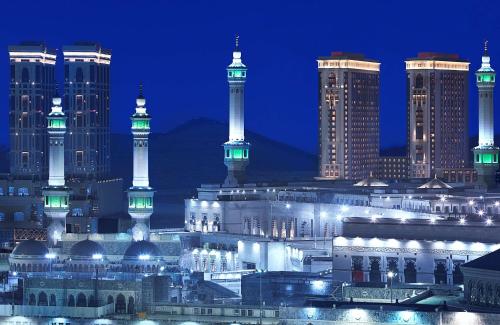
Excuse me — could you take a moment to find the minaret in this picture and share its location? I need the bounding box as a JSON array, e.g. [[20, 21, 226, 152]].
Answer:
[[223, 36, 250, 186], [128, 85, 154, 241], [43, 96, 70, 245], [474, 41, 499, 187]]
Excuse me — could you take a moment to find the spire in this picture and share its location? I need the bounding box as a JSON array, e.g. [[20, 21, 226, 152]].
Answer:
[[484, 40, 489, 56], [235, 35, 239, 51], [135, 83, 146, 112], [138, 82, 144, 99]]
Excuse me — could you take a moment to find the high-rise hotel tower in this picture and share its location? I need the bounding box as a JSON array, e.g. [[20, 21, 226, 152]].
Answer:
[[63, 43, 111, 179], [8, 43, 56, 178], [317, 52, 380, 180], [406, 53, 469, 178], [473, 42, 499, 186], [223, 36, 250, 186]]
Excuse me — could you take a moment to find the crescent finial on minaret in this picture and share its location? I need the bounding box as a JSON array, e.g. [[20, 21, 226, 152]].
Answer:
[[138, 82, 144, 98], [484, 40, 489, 56], [235, 35, 239, 50]]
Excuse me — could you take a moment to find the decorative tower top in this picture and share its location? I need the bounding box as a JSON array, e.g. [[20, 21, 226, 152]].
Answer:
[[134, 83, 148, 116], [48, 96, 65, 120], [479, 40, 495, 73], [228, 35, 246, 70]]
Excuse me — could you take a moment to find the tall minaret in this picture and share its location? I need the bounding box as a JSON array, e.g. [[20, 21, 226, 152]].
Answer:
[[474, 41, 499, 187], [43, 96, 70, 245], [128, 85, 154, 241], [223, 36, 250, 186]]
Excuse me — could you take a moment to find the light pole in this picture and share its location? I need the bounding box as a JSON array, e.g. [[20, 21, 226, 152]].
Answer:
[[257, 269, 266, 325], [388, 271, 395, 303]]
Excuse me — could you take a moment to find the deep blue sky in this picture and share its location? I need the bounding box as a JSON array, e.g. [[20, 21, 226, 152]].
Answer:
[[1, 0, 499, 153]]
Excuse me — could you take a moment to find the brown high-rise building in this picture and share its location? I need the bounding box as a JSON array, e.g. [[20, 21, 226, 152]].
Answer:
[[317, 52, 380, 180], [406, 53, 469, 178]]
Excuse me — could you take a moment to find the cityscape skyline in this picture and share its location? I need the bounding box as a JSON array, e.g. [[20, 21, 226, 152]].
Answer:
[[0, 0, 498, 153]]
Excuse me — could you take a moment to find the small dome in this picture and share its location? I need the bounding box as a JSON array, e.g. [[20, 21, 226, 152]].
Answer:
[[124, 240, 161, 259], [12, 240, 48, 257], [70, 239, 105, 258]]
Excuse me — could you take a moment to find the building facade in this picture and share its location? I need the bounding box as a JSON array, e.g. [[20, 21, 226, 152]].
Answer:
[[63, 43, 111, 179], [8, 43, 57, 178], [317, 52, 380, 180], [378, 156, 409, 180], [406, 53, 470, 178]]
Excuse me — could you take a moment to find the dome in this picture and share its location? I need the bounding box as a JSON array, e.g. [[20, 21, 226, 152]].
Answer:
[[70, 239, 105, 258], [418, 176, 453, 189], [124, 240, 161, 259], [12, 240, 48, 257]]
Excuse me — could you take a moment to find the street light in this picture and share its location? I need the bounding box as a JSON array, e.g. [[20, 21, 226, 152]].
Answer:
[[387, 271, 396, 303], [257, 269, 266, 325]]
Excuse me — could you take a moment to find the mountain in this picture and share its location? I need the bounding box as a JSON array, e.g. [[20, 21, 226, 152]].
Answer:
[[111, 118, 317, 192]]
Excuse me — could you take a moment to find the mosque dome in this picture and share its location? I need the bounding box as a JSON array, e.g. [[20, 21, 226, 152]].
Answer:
[[12, 240, 48, 257], [124, 240, 161, 260], [70, 239, 106, 259]]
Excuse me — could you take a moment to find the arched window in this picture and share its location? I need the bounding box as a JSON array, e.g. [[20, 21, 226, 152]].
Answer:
[[127, 296, 135, 314], [68, 294, 75, 306], [76, 292, 87, 307], [88, 294, 96, 307], [29, 293, 36, 305], [116, 294, 126, 314], [107, 295, 114, 305], [38, 292, 48, 305], [76, 68, 84, 83], [49, 294, 56, 306], [21, 68, 29, 83], [415, 74, 424, 89]]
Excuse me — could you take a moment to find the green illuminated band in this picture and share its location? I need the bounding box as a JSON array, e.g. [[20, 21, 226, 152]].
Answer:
[[225, 147, 249, 160], [477, 74, 495, 83], [44, 195, 69, 208], [48, 118, 66, 128], [128, 196, 153, 209], [132, 119, 150, 129], [475, 152, 499, 164], [228, 69, 246, 78]]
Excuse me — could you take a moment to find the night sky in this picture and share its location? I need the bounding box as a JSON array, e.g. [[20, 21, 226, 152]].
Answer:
[[1, 0, 499, 153]]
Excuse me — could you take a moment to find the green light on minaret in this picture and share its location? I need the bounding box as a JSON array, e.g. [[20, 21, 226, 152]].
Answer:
[[44, 195, 69, 208], [475, 152, 499, 164], [128, 196, 153, 209], [132, 119, 150, 129], [48, 119, 65, 128]]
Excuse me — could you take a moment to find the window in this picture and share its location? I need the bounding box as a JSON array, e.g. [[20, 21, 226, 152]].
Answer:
[[72, 208, 83, 217], [76, 67, 84, 82], [76, 95, 83, 111], [22, 152, 29, 168], [18, 187, 29, 196], [76, 151, 84, 167], [21, 68, 29, 83]]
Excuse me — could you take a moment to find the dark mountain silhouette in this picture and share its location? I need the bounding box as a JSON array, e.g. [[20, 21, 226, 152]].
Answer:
[[110, 118, 317, 192]]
